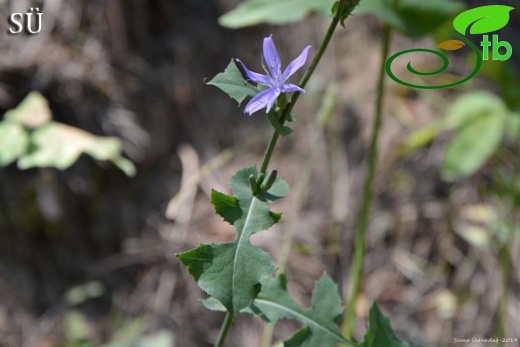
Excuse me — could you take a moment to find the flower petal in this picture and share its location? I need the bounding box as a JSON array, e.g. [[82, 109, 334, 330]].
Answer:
[[282, 45, 311, 81], [281, 84, 305, 93], [235, 59, 271, 85], [263, 35, 282, 77], [244, 87, 280, 115]]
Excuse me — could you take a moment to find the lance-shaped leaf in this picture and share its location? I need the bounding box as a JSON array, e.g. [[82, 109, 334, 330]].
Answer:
[[178, 167, 288, 314], [252, 273, 356, 347], [453, 5, 515, 36], [207, 60, 260, 105], [359, 303, 410, 347]]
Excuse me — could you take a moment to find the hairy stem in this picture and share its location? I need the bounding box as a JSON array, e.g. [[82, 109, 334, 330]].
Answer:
[[259, 0, 349, 175], [215, 312, 234, 347], [342, 24, 392, 340]]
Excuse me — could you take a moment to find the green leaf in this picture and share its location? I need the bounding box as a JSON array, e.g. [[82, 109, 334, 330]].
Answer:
[[354, 0, 464, 38], [285, 328, 313, 346], [252, 273, 354, 347], [178, 167, 289, 314], [219, 0, 336, 28], [17, 122, 135, 176], [0, 121, 30, 166], [4, 91, 52, 128], [266, 109, 293, 136], [442, 92, 508, 181], [360, 303, 410, 347], [453, 5, 514, 35], [211, 190, 242, 224], [207, 60, 259, 105]]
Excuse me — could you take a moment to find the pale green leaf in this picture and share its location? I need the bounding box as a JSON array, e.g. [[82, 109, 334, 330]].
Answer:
[[111, 156, 137, 177], [442, 93, 508, 181], [0, 121, 29, 166], [137, 331, 175, 347], [399, 124, 441, 156], [5, 91, 52, 128], [17, 122, 135, 175], [442, 91, 509, 129], [207, 60, 259, 105], [219, 0, 336, 28], [178, 167, 289, 314], [453, 5, 514, 35]]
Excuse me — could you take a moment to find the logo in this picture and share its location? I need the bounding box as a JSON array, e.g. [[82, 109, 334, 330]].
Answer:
[[385, 5, 515, 89], [7, 7, 43, 35]]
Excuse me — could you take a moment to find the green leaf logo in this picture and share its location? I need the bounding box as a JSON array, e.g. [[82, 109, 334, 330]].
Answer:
[[453, 5, 515, 35]]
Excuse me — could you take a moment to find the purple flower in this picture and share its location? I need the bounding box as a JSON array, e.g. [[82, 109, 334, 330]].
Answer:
[[236, 35, 311, 115]]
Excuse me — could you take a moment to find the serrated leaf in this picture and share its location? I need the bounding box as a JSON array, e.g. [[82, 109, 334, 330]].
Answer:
[[252, 273, 355, 347], [442, 92, 508, 181], [0, 121, 30, 166], [4, 91, 52, 128], [17, 122, 135, 176], [207, 60, 259, 105], [354, 0, 464, 38], [360, 304, 410, 347], [437, 39, 465, 51], [453, 5, 514, 35], [212, 190, 242, 224], [178, 167, 289, 314], [219, 0, 336, 28]]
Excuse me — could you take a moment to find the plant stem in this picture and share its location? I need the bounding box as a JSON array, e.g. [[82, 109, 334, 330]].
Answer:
[[497, 243, 511, 345], [259, 0, 348, 175], [342, 24, 392, 340], [215, 312, 234, 347], [259, 3, 349, 347]]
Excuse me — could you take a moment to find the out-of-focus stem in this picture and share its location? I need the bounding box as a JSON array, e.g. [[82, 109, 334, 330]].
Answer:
[[342, 24, 392, 340]]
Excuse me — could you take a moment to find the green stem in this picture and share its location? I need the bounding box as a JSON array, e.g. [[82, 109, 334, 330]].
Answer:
[[497, 244, 511, 345], [342, 24, 392, 340], [259, 0, 348, 175], [214, 312, 234, 347], [259, 3, 349, 347]]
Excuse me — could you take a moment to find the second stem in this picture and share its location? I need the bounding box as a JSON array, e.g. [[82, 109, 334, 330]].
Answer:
[[343, 24, 392, 339]]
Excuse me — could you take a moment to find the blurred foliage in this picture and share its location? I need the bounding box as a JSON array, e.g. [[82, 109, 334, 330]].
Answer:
[[219, 0, 336, 28], [354, 0, 464, 38], [0, 92, 135, 176], [219, 0, 463, 39], [63, 310, 175, 347], [400, 91, 518, 181]]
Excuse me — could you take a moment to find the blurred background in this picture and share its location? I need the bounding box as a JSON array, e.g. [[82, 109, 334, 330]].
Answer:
[[0, 0, 519, 346]]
